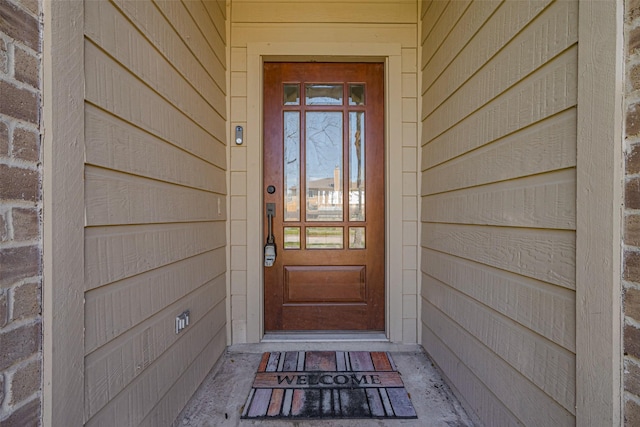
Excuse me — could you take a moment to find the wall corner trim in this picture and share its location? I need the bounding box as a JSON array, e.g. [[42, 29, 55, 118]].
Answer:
[[42, 1, 86, 425], [576, 0, 624, 424]]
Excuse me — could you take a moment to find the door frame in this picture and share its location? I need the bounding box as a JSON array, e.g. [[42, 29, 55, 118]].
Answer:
[[244, 42, 404, 342]]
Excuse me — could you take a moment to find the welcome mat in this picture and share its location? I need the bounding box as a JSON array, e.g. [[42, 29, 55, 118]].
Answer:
[[241, 351, 417, 419]]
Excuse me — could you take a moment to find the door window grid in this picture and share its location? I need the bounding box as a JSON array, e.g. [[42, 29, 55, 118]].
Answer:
[[284, 112, 300, 221], [282, 82, 366, 250]]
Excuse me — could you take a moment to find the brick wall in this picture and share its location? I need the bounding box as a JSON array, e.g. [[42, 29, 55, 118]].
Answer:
[[0, 0, 42, 425]]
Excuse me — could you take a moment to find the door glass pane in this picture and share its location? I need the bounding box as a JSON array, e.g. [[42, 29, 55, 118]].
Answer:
[[349, 84, 365, 105], [306, 112, 343, 221], [305, 84, 343, 105], [349, 112, 365, 221], [284, 112, 300, 221], [306, 227, 343, 249], [284, 84, 300, 105], [349, 227, 365, 249], [284, 227, 301, 249]]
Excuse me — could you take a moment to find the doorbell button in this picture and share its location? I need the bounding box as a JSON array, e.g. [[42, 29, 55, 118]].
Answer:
[[235, 126, 243, 144]]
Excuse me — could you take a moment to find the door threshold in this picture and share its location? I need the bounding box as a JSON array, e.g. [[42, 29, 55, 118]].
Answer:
[[261, 331, 388, 343]]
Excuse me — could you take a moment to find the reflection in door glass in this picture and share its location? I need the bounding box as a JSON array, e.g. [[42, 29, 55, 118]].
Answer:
[[284, 84, 300, 105], [284, 112, 300, 221], [284, 227, 301, 249], [306, 227, 343, 249], [306, 112, 343, 221], [305, 84, 343, 105], [349, 227, 365, 249], [349, 112, 365, 221], [349, 84, 365, 105]]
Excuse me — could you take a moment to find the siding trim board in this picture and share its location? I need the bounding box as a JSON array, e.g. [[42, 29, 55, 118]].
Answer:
[[42, 1, 85, 425], [576, 0, 624, 424]]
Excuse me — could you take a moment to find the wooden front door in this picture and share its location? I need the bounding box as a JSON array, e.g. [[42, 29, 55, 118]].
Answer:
[[263, 62, 385, 331]]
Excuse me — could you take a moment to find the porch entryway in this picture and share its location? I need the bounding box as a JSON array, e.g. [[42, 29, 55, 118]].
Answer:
[[39, 1, 623, 425], [176, 343, 475, 426]]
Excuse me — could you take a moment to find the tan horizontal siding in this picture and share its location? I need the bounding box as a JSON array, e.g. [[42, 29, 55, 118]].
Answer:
[[422, 223, 575, 289], [422, 0, 552, 94], [422, 300, 575, 425], [85, 106, 225, 193], [422, 249, 575, 352], [84, 44, 225, 164], [84, 276, 225, 418], [139, 326, 227, 426], [231, 23, 416, 47], [181, 0, 226, 67], [85, 223, 225, 291], [83, 0, 227, 424], [424, 274, 575, 412], [422, 169, 576, 230], [420, 0, 447, 44], [421, 1, 470, 56], [423, 0, 577, 120], [109, 0, 226, 97], [84, 297, 226, 426], [154, 0, 226, 82], [423, 45, 578, 150], [233, 1, 416, 23], [422, 325, 522, 425], [84, 166, 224, 226], [420, 1, 428, 18], [205, 2, 227, 37], [85, 248, 227, 353], [420, 0, 577, 423], [422, 75, 576, 175], [421, 0, 500, 77], [85, 2, 225, 128], [422, 109, 577, 195]]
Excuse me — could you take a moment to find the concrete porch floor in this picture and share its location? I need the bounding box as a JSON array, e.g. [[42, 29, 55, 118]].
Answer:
[[175, 342, 477, 426]]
